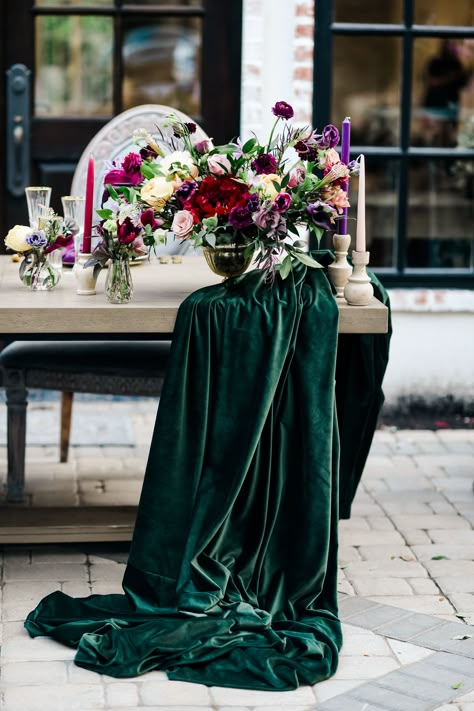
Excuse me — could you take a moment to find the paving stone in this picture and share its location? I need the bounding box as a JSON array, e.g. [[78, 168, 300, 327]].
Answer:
[[356, 546, 415, 562], [427, 530, 474, 545], [367, 595, 456, 617], [342, 560, 428, 579], [0, 660, 68, 684], [3, 562, 87, 582], [2, 580, 60, 604], [338, 546, 362, 563], [429, 501, 458, 515], [105, 682, 140, 707], [386, 638, 434, 665], [408, 578, 440, 595], [409, 621, 474, 654], [338, 596, 380, 618], [61, 581, 92, 597], [339, 517, 372, 532], [67, 660, 104, 684], [209, 685, 315, 706], [315, 694, 390, 710], [392, 515, 471, 531], [313, 678, 365, 702], [349, 502, 385, 516], [350, 577, 413, 597], [374, 668, 462, 704], [1, 635, 75, 662], [402, 659, 474, 690], [329, 654, 399, 680], [340, 629, 392, 656], [424, 561, 474, 578], [449, 593, 474, 613], [1, 683, 104, 710], [367, 517, 396, 531], [430, 650, 474, 676], [366, 612, 443, 640], [412, 544, 474, 561], [140, 680, 211, 705], [403, 529, 433, 545], [353, 681, 435, 710]]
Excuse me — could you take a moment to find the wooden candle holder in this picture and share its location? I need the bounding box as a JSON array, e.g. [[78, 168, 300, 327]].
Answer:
[[343, 250, 374, 306], [328, 233, 353, 298]]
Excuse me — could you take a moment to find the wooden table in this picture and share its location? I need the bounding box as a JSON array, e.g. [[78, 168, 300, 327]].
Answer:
[[0, 256, 389, 336], [0, 256, 388, 543]]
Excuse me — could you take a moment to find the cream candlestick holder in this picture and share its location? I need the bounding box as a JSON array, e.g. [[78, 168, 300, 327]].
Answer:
[[75, 252, 97, 295], [343, 250, 374, 306], [328, 233, 353, 298]]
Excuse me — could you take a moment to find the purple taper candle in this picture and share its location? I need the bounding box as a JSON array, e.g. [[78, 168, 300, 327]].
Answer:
[[339, 116, 351, 235]]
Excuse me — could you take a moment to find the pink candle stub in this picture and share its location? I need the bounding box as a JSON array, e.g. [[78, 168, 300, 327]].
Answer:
[[339, 117, 351, 235], [82, 155, 94, 254], [356, 154, 366, 252]]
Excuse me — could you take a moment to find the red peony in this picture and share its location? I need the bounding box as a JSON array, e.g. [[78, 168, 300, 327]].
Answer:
[[183, 176, 250, 223]]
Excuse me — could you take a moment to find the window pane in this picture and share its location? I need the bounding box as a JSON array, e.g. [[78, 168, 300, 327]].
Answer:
[[414, 0, 474, 25], [35, 0, 113, 6], [334, 0, 402, 24], [359, 157, 398, 268], [407, 159, 474, 268], [122, 17, 202, 116], [333, 36, 402, 146], [35, 16, 113, 116], [411, 38, 474, 147]]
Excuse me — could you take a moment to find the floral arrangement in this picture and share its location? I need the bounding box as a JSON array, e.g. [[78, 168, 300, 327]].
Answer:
[[4, 210, 75, 289], [91, 100, 357, 280]]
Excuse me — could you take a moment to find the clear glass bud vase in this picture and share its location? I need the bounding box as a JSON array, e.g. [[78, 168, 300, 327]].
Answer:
[[19, 251, 61, 291], [105, 257, 133, 304]]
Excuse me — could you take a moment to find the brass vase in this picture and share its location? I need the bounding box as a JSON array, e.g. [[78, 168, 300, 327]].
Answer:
[[202, 244, 253, 278]]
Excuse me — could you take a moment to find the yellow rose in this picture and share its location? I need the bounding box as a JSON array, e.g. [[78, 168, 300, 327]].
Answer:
[[258, 173, 281, 199], [141, 178, 174, 209], [4, 224, 31, 253]]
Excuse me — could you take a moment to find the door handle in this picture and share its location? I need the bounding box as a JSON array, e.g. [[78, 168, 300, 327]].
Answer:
[[6, 64, 31, 197]]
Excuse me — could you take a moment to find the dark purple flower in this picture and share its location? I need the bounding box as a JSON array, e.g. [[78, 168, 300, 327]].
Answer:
[[318, 124, 340, 149], [272, 101, 294, 120], [117, 216, 140, 245], [26, 230, 48, 249], [306, 201, 336, 230], [104, 152, 143, 187], [228, 204, 254, 229], [251, 153, 278, 175], [173, 121, 197, 138], [175, 180, 198, 204], [274, 192, 291, 213], [295, 140, 318, 162], [185, 122, 197, 134], [140, 146, 158, 161]]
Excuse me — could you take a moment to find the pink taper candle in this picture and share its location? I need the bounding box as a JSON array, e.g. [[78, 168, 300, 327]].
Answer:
[[82, 154, 94, 253], [339, 116, 351, 235], [356, 154, 366, 252]]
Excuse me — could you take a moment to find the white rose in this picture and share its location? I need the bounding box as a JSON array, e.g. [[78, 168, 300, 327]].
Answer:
[[160, 150, 198, 180], [4, 225, 31, 253], [141, 178, 174, 209]]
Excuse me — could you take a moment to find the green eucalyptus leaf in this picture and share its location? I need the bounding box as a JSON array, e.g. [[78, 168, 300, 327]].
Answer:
[[96, 209, 113, 220], [279, 255, 292, 280], [293, 252, 323, 268], [205, 233, 216, 248]]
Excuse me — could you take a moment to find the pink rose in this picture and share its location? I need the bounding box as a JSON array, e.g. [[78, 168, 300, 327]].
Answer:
[[171, 210, 194, 239], [207, 154, 232, 176], [287, 166, 306, 188], [131, 236, 148, 257]]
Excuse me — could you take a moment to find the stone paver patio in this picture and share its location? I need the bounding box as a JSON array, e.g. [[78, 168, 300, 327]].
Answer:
[[0, 398, 473, 710]]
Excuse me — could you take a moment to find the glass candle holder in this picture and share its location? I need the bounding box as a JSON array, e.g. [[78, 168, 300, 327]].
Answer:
[[62, 195, 86, 268], [25, 186, 52, 228]]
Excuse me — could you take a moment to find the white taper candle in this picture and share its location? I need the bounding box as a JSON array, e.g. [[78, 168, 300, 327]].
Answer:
[[356, 154, 366, 252]]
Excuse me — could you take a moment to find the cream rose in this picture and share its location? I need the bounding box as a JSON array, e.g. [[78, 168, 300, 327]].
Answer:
[[171, 210, 194, 239], [141, 178, 174, 209], [160, 150, 198, 180], [258, 173, 281, 199], [207, 154, 232, 176], [4, 224, 31, 253]]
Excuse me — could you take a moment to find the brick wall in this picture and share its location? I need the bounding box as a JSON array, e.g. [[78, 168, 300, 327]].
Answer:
[[241, 0, 315, 138]]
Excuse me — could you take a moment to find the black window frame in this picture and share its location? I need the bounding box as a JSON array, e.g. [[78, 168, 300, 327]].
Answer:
[[313, 0, 474, 288]]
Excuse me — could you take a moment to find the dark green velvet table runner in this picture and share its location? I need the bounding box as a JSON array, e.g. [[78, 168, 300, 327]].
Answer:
[[25, 262, 390, 690]]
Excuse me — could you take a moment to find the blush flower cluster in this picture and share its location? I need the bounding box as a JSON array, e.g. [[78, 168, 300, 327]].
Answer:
[[90, 101, 356, 279]]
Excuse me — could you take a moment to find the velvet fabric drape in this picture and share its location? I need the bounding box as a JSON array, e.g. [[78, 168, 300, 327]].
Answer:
[[25, 261, 390, 690]]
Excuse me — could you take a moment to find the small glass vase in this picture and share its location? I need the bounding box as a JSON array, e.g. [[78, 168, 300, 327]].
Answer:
[[202, 244, 253, 278], [105, 257, 134, 304], [19, 251, 61, 291]]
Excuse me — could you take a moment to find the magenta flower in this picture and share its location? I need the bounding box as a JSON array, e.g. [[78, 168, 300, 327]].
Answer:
[[175, 180, 198, 204], [274, 192, 291, 213], [140, 208, 163, 231], [104, 152, 143, 186], [117, 217, 140, 244], [251, 153, 278, 175], [271, 101, 294, 120], [194, 139, 211, 154]]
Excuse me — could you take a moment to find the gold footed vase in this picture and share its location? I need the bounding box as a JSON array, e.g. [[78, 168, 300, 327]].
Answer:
[[202, 244, 253, 278]]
